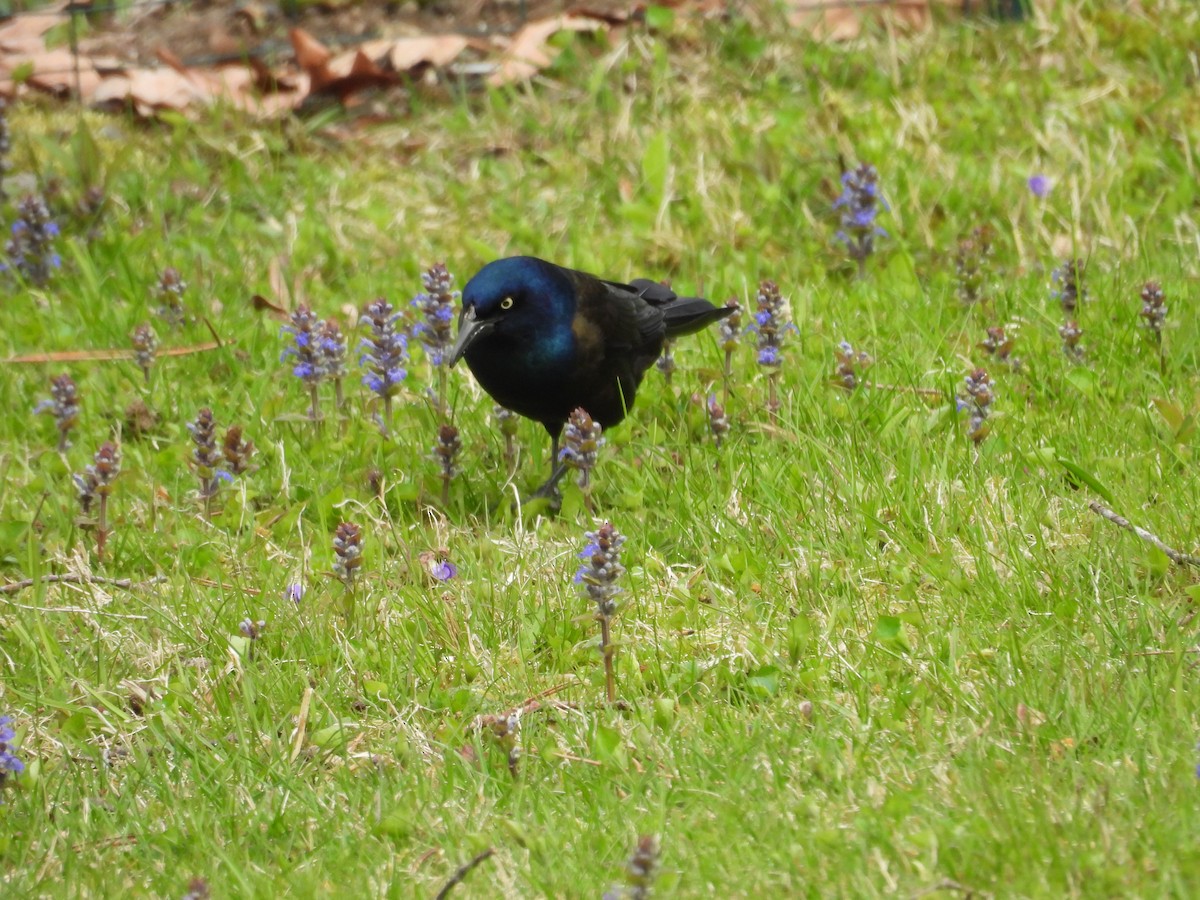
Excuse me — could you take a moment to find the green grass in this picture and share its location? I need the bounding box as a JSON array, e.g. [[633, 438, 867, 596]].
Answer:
[[2, 1, 1200, 895]]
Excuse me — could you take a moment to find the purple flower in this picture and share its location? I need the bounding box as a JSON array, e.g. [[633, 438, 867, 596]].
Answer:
[[333, 522, 364, 588], [221, 425, 256, 477], [281, 305, 325, 388], [960, 368, 995, 443], [1027, 174, 1050, 198], [318, 318, 348, 379], [360, 298, 409, 434], [0, 715, 24, 784], [285, 583, 304, 604], [189, 408, 223, 502], [411, 263, 460, 367], [1139, 281, 1166, 335], [131, 323, 158, 382], [955, 226, 994, 306], [1050, 258, 1086, 314], [239, 617, 266, 641], [5, 194, 60, 285], [154, 267, 189, 327], [432, 424, 462, 506], [559, 408, 604, 492], [718, 298, 742, 354], [36, 373, 80, 452], [575, 523, 625, 618], [751, 280, 791, 371], [833, 340, 872, 391], [493, 405, 520, 465], [431, 559, 457, 581], [833, 163, 888, 275], [707, 394, 730, 448]]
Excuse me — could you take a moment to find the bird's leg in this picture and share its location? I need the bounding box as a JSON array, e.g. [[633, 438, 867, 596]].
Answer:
[[529, 431, 568, 501]]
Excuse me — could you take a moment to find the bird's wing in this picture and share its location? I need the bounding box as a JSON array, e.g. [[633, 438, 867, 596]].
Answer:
[[563, 269, 666, 356], [594, 280, 668, 353], [625, 278, 679, 305]]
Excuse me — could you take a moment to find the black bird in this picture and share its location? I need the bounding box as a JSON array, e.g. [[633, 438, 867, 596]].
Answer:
[[447, 256, 733, 493]]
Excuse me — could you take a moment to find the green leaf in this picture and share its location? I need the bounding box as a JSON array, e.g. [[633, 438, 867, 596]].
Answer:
[[59, 709, 97, 740], [311, 723, 353, 748], [373, 811, 414, 841], [1025, 445, 1059, 467], [644, 5, 676, 31], [787, 616, 812, 664], [1147, 545, 1171, 580], [1151, 397, 1185, 433], [653, 697, 677, 730], [745, 665, 780, 698], [590, 723, 626, 766], [874, 615, 902, 641], [1055, 456, 1116, 505], [1065, 367, 1097, 394], [362, 681, 388, 698]]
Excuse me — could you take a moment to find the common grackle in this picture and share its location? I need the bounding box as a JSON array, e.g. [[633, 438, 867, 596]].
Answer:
[[448, 256, 733, 495]]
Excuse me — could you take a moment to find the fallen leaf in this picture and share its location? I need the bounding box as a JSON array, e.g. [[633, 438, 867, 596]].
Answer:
[[251, 294, 288, 318], [0, 12, 66, 50], [22, 48, 102, 99], [92, 67, 208, 114], [388, 34, 470, 72], [311, 49, 398, 103], [290, 27, 332, 83], [153, 46, 193, 79], [247, 56, 296, 94], [488, 14, 608, 87], [787, 0, 939, 41]]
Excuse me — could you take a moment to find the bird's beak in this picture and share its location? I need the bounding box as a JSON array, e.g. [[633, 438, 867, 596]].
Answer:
[[447, 306, 493, 368]]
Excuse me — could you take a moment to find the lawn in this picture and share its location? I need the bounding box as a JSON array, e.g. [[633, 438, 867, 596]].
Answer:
[[2, 1, 1199, 896]]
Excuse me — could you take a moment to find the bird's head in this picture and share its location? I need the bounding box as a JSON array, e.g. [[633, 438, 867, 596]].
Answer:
[[447, 257, 576, 368]]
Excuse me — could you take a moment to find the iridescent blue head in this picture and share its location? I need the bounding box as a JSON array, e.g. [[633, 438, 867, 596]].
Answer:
[[447, 257, 577, 368]]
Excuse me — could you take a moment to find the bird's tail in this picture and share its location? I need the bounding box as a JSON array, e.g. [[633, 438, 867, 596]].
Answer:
[[661, 297, 735, 338]]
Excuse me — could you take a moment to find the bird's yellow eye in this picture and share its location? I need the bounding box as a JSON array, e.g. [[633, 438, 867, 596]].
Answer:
[[500, 296, 514, 310]]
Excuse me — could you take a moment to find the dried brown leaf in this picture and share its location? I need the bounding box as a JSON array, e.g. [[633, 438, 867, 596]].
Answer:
[[388, 34, 469, 72], [787, 0, 936, 40], [312, 49, 398, 102], [21, 48, 102, 99], [0, 12, 65, 50], [153, 46, 192, 79], [250, 294, 289, 318], [290, 27, 332, 83], [92, 67, 207, 114], [488, 14, 608, 87]]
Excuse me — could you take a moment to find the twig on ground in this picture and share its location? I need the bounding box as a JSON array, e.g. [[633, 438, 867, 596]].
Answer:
[[3, 341, 229, 364], [434, 848, 496, 900], [863, 381, 945, 400], [1088, 501, 1200, 568]]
